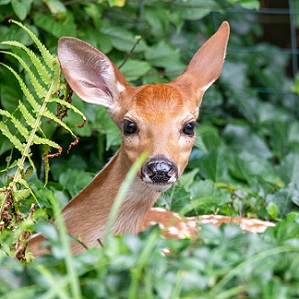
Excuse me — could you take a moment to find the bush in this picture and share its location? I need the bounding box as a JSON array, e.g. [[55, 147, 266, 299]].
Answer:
[[1, 0, 299, 298]]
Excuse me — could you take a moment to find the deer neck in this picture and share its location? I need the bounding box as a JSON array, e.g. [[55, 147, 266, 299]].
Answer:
[[62, 149, 160, 252]]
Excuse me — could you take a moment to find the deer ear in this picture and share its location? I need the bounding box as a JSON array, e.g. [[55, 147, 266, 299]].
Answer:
[[57, 37, 128, 110], [171, 21, 230, 106]]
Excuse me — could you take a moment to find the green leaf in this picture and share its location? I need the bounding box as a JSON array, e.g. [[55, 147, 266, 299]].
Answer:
[[11, 0, 32, 21], [0, 63, 41, 112], [48, 98, 87, 124], [224, 124, 272, 159], [179, 168, 199, 192], [120, 59, 151, 81], [145, 41, 181, 68], [0, 122, 25, 153], [181, 179, 230, 214], [59, 169, 94, 197], [33, 12, 76, 38], [0, 134, 12, 155], [239, 0, 260, 10], [0, 0, 11, 5], [200, 147, 230, 183], [0, 23, 37, 46], [229, 150, 278, 187], [198, 125, 222, 152], [172, 0, 218, 21], [10, 20, 55, 69], [18, 102, 35, 129], [1, 50, 47, 97], [278, 153, 299, 185], [33, 135, 60, 150], [1, 40, 52, 85], [0, 109, 30, 139], [95, 32, 113, 54], [12, 188, 31, 201], [44, 0, 67, 17], [144, 7, 169, 37], [0, 66, 21, 112], [267, 184, 299, 218], [43, 109, 76, 138], [108, 0, 126, 7], [267, 202, 279, 219], [101, 24, 146, 52]]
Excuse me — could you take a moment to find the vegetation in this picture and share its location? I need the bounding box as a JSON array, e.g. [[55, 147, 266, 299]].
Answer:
[[0, 0, 299, 298]]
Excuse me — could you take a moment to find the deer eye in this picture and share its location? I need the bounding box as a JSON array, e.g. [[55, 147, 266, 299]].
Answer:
[[123, 120, 138, 135], [182, 122, 197, 136]]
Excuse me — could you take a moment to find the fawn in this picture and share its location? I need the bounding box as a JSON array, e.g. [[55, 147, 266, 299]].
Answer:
[[29, 22, 274, 256]]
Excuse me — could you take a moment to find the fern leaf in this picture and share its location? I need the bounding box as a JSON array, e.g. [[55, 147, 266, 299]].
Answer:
[[0, 159, 18, 173], [0, 109, 30, 140], [43, 144, 50, 186], [10, 116, 30, 140], [0, 122, 25, 154], [18, 102, 36, 129], [0, 50, 47, 98], [12, 188, 31, 201], [43, 109, 77, 138], [10, 20, 55, 70], [0, 109, 11, 118], [33, 135, 60, 150], [0, 41, 52, 85], [52, 57, 61, 92], [49, 98, 87, 123], [12, 176, 38, 202], [0, 63, 41, 112]]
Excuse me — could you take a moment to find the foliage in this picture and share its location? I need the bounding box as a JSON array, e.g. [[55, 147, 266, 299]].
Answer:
[[0, 20, 86, 260], [1, 0, 299, 298]]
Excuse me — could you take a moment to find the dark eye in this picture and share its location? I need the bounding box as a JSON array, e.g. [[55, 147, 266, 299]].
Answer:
[[182, 122, 197, 136], [123, 119, 138, 135]]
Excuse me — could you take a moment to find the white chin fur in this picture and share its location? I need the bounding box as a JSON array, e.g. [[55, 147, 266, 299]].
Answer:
[[145, 182, 173, 193]]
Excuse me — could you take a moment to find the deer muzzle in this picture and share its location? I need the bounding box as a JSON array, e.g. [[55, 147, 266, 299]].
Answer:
[[141, 155, 178, 192]]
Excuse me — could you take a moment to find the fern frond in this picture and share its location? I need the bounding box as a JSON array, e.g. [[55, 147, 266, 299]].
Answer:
[[0, 63, 41, 112], [0, 50, 47, 98], [0, 159, 18, 173], [0, 109, 30, 140], [43, 145, 50, 186], [52, 57, 61, 93], [0, 21, 85, 231], [12, 188, 31, 201], [49, 98, 87, 123], [0, 122, 26, 154], [43, 109, 77, 138], [18, 102, 35, 129], [33, 136, 61, 150], [10, 20, 55, 70], [0, 41, 51, 85], [12, 176, 38, 203]]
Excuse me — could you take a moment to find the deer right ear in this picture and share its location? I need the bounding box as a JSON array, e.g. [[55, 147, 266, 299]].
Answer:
[[170, 21, 230, 107], [57, 37, 128, 110]]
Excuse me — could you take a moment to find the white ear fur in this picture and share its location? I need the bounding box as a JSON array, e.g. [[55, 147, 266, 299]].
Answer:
[[57, 37, 127, 109]]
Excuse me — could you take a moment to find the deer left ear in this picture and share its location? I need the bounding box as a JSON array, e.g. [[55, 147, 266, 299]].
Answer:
[[170, 21, 230, 107], [57, 37, 129, 111]]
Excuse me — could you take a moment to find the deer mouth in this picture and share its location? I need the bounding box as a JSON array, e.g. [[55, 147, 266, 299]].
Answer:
[[141, 156, 178, 192]]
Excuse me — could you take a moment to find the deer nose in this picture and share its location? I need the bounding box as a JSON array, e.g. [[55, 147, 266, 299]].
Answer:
[[148, 161, 172, 180], [141, 156, 178, 186]]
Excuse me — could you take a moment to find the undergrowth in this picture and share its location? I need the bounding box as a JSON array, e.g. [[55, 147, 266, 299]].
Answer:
[[0, 0, 299, 298], [0, 20, 86, 261]]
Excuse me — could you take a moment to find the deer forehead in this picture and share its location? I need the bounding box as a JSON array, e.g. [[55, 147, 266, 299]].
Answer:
[[122, 84, 196, 123]]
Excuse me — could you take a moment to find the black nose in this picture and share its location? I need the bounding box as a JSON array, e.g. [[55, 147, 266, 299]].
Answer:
[[141, 156, 178, 184], [148, 160, 172, 180]]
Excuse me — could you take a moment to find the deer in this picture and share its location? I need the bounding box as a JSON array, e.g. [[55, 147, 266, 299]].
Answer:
[[28, 21, 274, 256]]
